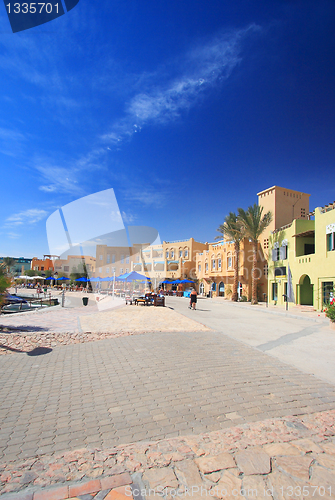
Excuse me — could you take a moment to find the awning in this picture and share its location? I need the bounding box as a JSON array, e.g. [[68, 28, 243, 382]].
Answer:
[[293, 230, 315, 238]]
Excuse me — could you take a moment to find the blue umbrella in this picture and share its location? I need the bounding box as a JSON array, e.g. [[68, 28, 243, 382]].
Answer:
[[118, 271, 150, 282], [75, 277, 89, 282], [115, 273, 129, 280], [57, 276, 70, 281], [180, 279, 195, 283], [100, 276, 114, 282], [90, 277, 101, 282], [161, 280, 172, 284]]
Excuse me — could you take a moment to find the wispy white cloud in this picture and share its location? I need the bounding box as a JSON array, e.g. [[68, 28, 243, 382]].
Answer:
[[35, 147, 107, 194], [121, 211, 136, 224], [120, 186, 167, 208], [102, 25, 260, 145], [7, 232, 21, 239], [0, 126, 27, 157], [5, 209, 48, 227]]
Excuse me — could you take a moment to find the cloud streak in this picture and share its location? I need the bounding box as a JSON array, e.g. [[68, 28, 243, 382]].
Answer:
[[5, 208, 48, 227], [102, 25, 260, 145]]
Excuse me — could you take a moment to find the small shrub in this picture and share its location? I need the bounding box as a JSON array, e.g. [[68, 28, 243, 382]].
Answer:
[[325, 305, 335, 323], [240, 295, 248, 302]]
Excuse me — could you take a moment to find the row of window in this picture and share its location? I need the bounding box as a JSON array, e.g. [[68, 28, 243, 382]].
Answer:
[[99, 254, 132, 264], [166, 249, 189, 259], [198, 256, 233, 273], [98, 267, 129, 275]]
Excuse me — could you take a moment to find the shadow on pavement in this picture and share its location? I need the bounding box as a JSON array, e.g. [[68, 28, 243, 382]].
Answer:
[[0, 345, 53, 355], [27, 347, 53, 356], [0, 325, 49, 333]]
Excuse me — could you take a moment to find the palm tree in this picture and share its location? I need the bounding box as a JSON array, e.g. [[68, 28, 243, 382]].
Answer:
[[0, 264, 10, 310], [216, 212, 244, 301], [2, 257, 16, 275], [238, 204, 272, 304]]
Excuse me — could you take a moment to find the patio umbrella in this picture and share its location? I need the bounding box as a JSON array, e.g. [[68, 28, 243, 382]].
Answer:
[[90, 277, 101, 282], [115, 273, 129, 280], [161, 280, 172, 284], [118, 271, 150, 282], [75, 277, 89, 282], [180, 279, 195, 283], [57, 276, 70, 281]]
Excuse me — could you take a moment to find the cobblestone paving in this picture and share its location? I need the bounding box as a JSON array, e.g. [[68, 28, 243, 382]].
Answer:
[[1, 410, 335, 498], [1, 330, 335, 467]]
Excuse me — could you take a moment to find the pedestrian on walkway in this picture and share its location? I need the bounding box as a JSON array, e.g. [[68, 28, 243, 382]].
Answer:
[[190, 288, 197, 310]]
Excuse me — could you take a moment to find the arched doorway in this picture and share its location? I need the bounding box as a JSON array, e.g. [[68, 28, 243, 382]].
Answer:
[[199, 283, 205, 295], [218, 282, 225, 297], [238, 282, 243, 300], [299, 275, 313, 306]]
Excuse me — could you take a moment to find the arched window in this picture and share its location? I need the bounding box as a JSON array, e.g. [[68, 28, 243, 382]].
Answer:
[[227, 253, 232, 268], [217, 254, 222, 269], [205, 261, 208, 273], [218, 282, 225, 297], [171, 249, 175, 259], [199, 282, 205, 295], [179, 248, 183, 258], [184, 248, 189, 259], [211, 254, 216, 270]]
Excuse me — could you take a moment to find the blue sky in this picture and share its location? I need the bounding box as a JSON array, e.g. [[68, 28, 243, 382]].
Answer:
[[0, 0, 334, 258]]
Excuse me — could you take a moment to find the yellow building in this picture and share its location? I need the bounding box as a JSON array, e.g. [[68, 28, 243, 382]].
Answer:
[[267, 201, 335, 310], [195, 239, 267, 299]]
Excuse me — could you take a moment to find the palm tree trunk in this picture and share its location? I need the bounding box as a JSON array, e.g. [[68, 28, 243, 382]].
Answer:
[[232, 241, 239, 301], [251, 241, 258, 304]]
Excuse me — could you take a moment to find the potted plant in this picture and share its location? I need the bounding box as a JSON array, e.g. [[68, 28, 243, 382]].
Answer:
[[325, 305, 335, 330]]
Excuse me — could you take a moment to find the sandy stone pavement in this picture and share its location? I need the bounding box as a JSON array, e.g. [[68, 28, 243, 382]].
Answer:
[[0, 305, 210, 355], [79, 306, 212, 334]]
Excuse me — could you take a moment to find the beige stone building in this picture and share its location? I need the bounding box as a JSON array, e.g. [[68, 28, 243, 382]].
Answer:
[[95, 238, 208, 288], [195, 238, 267, 299], [53, 255, 96, 276], [95, 244, 144, 278]]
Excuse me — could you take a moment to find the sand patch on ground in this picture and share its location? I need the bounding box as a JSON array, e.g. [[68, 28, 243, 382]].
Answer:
[[79, 305, 211, 333]]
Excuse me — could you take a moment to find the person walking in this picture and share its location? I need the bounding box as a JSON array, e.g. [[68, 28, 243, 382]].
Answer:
[[190, 288, 198, 310]]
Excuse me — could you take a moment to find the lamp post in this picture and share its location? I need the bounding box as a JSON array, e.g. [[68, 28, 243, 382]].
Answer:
[[53, 272, 58, 288]]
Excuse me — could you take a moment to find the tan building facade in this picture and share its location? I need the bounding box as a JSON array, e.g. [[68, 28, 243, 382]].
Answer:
[[195, 239, 267, 299], [258, 185, 310, 255], [54, 255, 96, 276], [95, 238, 208, 288]]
